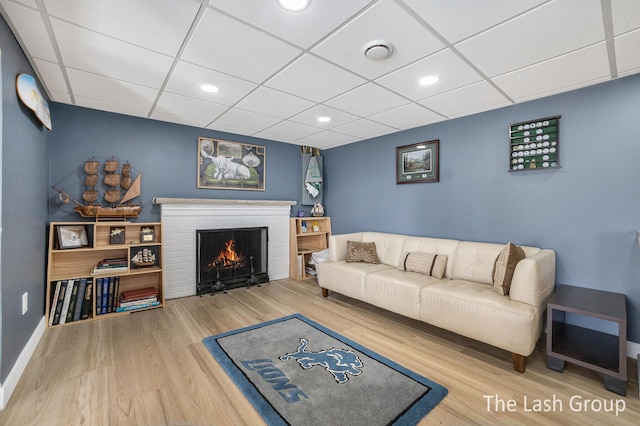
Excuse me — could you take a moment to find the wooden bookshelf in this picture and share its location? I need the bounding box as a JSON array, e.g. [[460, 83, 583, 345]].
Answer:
[[46, 221, 164, 328], [289, 217, 331, 280]]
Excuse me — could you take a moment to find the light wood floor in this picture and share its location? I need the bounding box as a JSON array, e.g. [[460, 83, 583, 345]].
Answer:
[[1, 278, 639, 425]]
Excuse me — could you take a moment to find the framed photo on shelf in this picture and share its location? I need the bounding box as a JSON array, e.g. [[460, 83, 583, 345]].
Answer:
[[197, 137, 266, 191], [110, 226, 125, 244], [57, 225, 89, 249], [396, 140, 439, 184], [140, 226, 155, 243]]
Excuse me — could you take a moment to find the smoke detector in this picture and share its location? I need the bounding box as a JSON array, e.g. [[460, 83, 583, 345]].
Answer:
[[363, 40, 394, 60]]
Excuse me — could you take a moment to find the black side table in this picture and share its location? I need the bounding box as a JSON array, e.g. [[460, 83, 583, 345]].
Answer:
[[546, 285, 627, 396]]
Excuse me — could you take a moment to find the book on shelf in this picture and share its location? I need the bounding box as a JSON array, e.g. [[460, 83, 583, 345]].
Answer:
[[59, 279, 75, 325], [119, 296, 158, 308], [113, 277, 120, 311], [115, 300, 160, 313], [119, 286, 158, 302], [52, 280, 68, 326], [107, 276, 115, 313], [81, 278, 93, 320], [95, 277, 103, 316], [65, 280, 80, 323], [101, 277, 109, 315], [48, 281, 63, 326], [72, 278, 87, 322], [92, 265, 128, 275]]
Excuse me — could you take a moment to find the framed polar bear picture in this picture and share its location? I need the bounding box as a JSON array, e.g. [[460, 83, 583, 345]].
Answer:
[[198, 137, 266, 191]]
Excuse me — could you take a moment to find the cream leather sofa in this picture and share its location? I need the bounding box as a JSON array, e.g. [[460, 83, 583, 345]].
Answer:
[[316, 232, 556, 372]]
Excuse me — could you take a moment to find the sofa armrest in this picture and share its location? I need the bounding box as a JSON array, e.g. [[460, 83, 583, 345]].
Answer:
[[328, 233, 364, 261], [509, 249, 556, 308]]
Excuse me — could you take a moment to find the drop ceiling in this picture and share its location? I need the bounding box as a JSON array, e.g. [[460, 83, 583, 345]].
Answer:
[[1, 0, 639, 149]]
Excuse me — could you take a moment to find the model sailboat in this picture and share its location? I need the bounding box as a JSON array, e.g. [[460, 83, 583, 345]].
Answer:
[[52, 157, 142, 219]]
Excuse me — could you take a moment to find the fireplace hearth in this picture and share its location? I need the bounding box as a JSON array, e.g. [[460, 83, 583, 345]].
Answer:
[[196, 227, 269, 294]]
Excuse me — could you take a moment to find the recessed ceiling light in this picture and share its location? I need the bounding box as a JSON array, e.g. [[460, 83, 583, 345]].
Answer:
[[419, 76, 439, 86], [317, 116, 331, 123], [200, 84, 219, 93], [277, 0, 311, 12]]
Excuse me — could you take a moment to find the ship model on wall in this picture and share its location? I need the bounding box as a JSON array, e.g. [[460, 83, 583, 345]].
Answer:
[[52, 157, 142, 219]]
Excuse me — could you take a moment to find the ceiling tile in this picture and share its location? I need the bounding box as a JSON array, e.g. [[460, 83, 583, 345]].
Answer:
[[33, 58, 67, 94], [50, 91, 71, 103], [182, 7, 302, 83], [51, 18, 174, 88], [266, 54, 367, 102], [332, 118, 396, 139], [67, 68, 159, 110], [251, 130, 296, 144], [611, 0, 640, 36], [402, 0, 546, 43], [149, 111, 211, 129], [9, 0, 38, 7], [259, 120, 323, 140], [211, 0, 373, 49], [420, 81, 511, 118], [456, 0, 605, 77], [376, 49, 484, 101], [289, 105, 359, 129], [325, 83, 409, 117], [369, 103, 443, 129], [164, 61, 257, 106], [154, 92, 229, 123], [295, 130, 359, 149], [616, 29, 640, 77], [312, 0, 444, 79], [74, 95, 151, 118], [212, 108, 282, 132], [0, 1, 58, 61], [234, 86, 315, 119], [42, 0, 201, 56], [493, 43, 611, 101], [206, 122, 262, 137]]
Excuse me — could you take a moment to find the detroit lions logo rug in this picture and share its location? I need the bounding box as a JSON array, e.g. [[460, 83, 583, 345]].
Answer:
[[280, 338, 363, 384], [203, 314, 448, 426]]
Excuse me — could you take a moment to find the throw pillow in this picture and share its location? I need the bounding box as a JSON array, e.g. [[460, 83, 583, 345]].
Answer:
[[398, 252, 448, 279], [492, 242, 526, 296], [345, 241, 380, 264]]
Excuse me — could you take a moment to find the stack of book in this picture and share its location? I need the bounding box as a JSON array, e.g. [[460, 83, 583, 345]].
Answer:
[[117, 286, 160, 312], [95, 276, 120, 315], [92, 257, 128, 275], [48, 278, 93, 326]]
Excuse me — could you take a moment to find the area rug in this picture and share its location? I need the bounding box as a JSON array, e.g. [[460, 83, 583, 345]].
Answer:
[[202, 313, 448, 425]]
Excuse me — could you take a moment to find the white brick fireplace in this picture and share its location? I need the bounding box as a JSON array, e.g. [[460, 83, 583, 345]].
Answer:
[[153, 198, 295, 299]]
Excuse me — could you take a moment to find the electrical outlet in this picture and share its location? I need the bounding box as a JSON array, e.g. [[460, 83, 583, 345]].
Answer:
[[22, 292, 28, 315]]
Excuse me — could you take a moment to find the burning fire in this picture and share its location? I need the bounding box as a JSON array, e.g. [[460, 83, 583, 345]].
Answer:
[[209, 239, 245, 268]]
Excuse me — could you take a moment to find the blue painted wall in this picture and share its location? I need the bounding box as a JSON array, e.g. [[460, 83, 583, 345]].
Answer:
[[324, 73, 640, 343], [1, 14, 50, 382], [48, 104, 304, 223]]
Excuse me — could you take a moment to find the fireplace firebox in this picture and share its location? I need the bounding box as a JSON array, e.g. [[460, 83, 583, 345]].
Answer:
[[196, 227, 269, 294]]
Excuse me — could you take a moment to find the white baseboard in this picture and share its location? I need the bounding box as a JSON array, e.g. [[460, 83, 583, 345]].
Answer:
[[0, 316, 45, 410]]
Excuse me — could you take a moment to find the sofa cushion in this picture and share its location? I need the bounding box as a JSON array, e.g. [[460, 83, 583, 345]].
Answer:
[[492, 242, 526, 296], [364, 269, 439, 320], [400, 237, 460, 278], [398, 252, 448, 279], [345, 241, 380, 264]]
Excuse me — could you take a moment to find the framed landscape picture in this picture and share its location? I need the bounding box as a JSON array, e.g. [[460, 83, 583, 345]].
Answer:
[[198, 137, 266, 191], [396, 140, 439, 184]]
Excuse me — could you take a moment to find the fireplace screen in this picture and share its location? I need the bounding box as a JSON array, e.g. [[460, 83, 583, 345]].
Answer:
[[196, 227, 268, 293]]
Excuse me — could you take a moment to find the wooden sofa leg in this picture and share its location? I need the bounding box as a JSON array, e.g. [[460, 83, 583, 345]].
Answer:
[[321, 288, 329, 297], [512, 353, 526, 373]]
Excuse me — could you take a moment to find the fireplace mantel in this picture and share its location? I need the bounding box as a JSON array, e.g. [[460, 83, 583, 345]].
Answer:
[[154, 198, 295, 299]]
